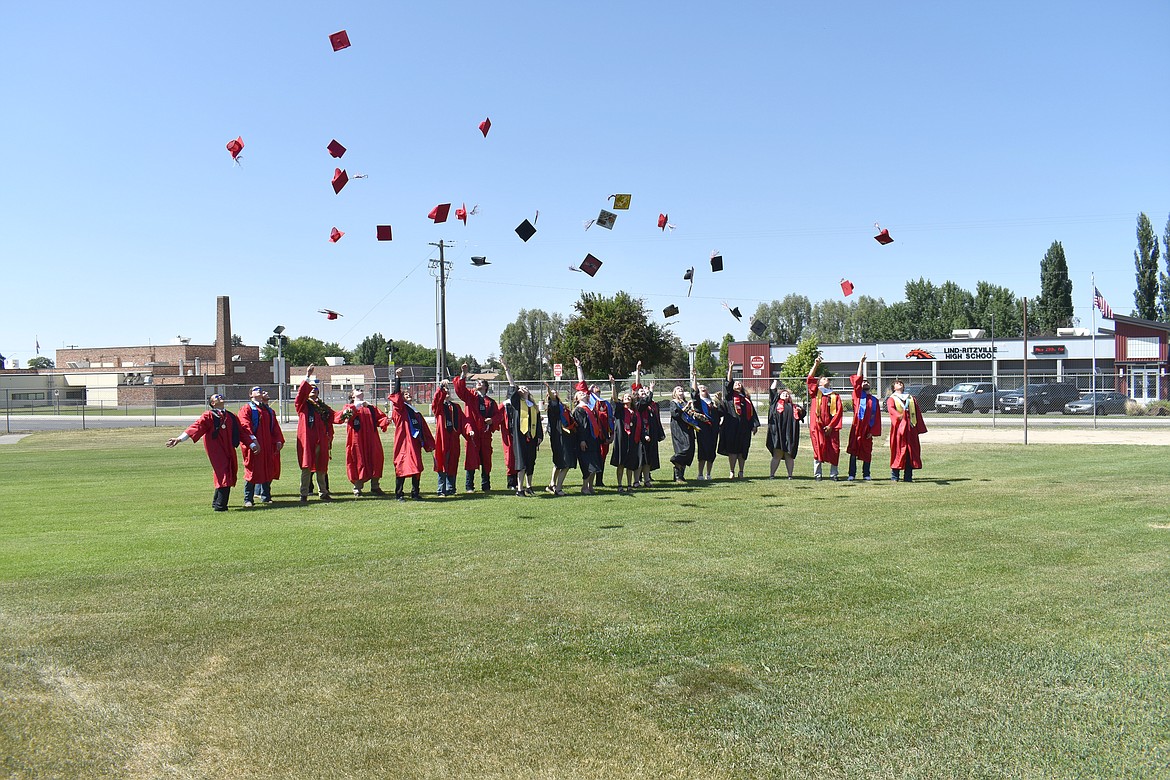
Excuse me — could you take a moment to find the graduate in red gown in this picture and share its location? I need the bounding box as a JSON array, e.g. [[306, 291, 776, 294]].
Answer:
[[166, 393, 241, 511], [333, 387, 389, 496], [387, 368, 435, 501], [806, 356, 843, 480], [846, 354, 882, 481], [238, 386, 284, 506], [454, 363, 502, 492], [294, 365, 335, 502], [886, 378, 927, 482], [431, 379, 467, 496]]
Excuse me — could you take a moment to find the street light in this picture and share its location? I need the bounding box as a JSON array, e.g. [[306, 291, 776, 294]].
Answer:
[[272, 325, 286, 421]]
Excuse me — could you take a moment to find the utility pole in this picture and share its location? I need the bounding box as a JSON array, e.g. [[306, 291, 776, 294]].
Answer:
[[428, 240, 452, 384]]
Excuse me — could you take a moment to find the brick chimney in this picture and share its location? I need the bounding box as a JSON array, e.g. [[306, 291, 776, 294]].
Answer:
[[216, 296, 231, 371]]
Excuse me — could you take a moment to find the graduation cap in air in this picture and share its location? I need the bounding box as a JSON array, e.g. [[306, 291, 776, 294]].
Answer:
[[840, 278, 854, 296], [515, 218, 537, 242], [327, 139, 346, 158], [319, 309, 343, 320], [596, 209, 617, 230], [750, 319, 767, 337], [479, 117, 491, 137], [726, 305, 742, 321], [658, 213, 670, 230], [609, 194, 631, 210], [570, 253, 603, 277], [329, 227, 344, 243], [429, 203, 451, 223], [376, 225, 393, 241], [663, 304, 680, 318], [684, 267, 695, 296], [470, 256, 490, 266], [332, 168, 348, 194], [329, 30, 351, 51], [455, 203, 479, 225], [710, 252, 724, 272], [226, 136, 244, 162], [873, 223, 894, 245]]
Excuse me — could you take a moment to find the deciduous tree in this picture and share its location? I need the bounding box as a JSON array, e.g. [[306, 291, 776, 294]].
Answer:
[[551, 292, 673, 378]]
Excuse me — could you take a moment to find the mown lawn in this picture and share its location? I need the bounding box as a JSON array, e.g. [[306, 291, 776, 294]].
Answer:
[[1, 429, 1167, 778]]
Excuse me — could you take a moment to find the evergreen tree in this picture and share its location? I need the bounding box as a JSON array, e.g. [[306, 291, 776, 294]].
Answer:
[[718, 333, 735, 367], [352, 333, 390, 366], [1159, 213, 1170, 322], [1133, 212, 1160, 320], [1037, 240, 1074, 334], [693, 339, 720, 378], [780, 338, 822, 400]]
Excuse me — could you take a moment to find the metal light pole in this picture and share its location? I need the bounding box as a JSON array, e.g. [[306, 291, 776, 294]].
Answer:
[[273, 325, 286, 422], [688, 344, 698, 381], [429, 240, 452, 383], [990, 312, 996, 429]]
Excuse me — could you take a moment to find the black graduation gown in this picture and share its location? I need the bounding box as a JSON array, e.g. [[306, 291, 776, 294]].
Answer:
[[609, 401, 641, 470], [717, 382, 759, 457], [545, 397, 578, 470], [766, 389, 804, 457], [693, 391, 720, 462], [573, 405, 602, 474], [636, 397, 663, 471], [669, 401, 696, 467], [506, 386, 543, 475]]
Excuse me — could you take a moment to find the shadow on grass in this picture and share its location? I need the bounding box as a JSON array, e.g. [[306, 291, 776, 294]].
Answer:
[[599, 524, 624, 530]]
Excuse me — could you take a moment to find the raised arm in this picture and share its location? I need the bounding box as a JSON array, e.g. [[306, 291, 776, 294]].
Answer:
[[726, 357, 733, 384], [609, 374, 618, 403], [809, 354, 823, 380], [857, 353, 867, 381], [501, 359, 514, 389], [635, 360, 642, 388], [574, 356, 585, 385]]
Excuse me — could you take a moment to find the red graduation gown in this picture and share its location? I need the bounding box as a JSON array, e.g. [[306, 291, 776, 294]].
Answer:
[[453, 375, 500, 472], [334, 403, 388, 482], [238, 402, 284, 483], [185, 409, 240, 488], [431, 386, 464, 475], [846, 374, 882, 462], [806, 376, 843, 465], [294, 381, 333, 472], [388, 386, 435, 477], [887, 394, 927, 470]]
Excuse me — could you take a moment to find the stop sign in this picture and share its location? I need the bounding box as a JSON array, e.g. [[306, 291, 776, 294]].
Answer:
[[749, 355, 766, 371], [553, 363, 563, 378]]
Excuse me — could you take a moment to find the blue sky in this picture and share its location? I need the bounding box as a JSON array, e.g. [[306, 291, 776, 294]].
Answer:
[[3, 2, 1168, 365]]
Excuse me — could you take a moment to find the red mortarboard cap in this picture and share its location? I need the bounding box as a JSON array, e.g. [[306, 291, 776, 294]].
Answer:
[[470, 256, 490, 266], [318, 308, 343, 320], [376, 225, 393, 241], [874, 228, 894, 245], [710, 253, 724, 272], [226, 136, 244, 160], [329, 227, 344, 243], [658, 213, 668, 230], [663, 304, 680, 318], [479, 117, 491, 137], [329, 30, 351, 51], [579, 254, 603, 277], [750, 319, 767, 337], [515, 218, 537, 242], [609, 194, 631, 210], [728, 306, 742, 321], [456, 204, 468, 225], [840, 278, 855, 296], [596, 210, 617, 230], [327, 139, 346, 158], [429, 203, 451, 223], [332, 168, 349, 194]]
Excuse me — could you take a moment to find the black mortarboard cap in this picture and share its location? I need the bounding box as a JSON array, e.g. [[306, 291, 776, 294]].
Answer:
[[750, 319, 766, 337], [471, 256, 490, 266], [710, 254, 723, 272], [663, 304, 680, 318], [515, 219, 536, 242]]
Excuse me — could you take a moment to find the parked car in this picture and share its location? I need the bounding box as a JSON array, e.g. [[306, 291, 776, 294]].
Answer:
[[997, 382, 1081, 414], [902, 384, 946, 412], [1063, 391, 1129, 415], [935, 382, 1001, 413]]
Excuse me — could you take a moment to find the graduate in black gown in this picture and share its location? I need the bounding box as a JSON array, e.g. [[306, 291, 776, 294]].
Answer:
[[668, 385, 708, 483], [608, 375, 641, 494], [717, 358, 760, 479], [543, 383, 577, 497], [691, 367, 720, 480], [766, 380, 805, 479], [501, 361, 543, 497]]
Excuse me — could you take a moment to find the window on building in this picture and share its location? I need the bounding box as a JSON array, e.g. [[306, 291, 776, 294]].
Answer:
[[1126, 336, 1159, 359], [12, 392, 46, 401]]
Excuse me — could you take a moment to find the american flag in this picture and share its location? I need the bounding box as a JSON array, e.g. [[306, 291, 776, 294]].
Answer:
[[1093, 287, 1113, 319]]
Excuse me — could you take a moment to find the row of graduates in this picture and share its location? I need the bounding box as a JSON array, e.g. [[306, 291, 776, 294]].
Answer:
[[167, 354, 928, 510]]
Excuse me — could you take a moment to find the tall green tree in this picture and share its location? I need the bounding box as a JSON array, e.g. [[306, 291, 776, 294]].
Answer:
[[352, 333, 390, 366], [27, 356, 54, 369], [1134, 212, 1160, 320], [694, 339, 720, 378], [389, 339, 458, 372], [780, 337, 821, 400], [498, 309, 564, 380], [1159, 213, 1170, 321], [849, 296, 890, 341], [261, 335, 351, 365], [972, 281, 1023, 338], [938, 281, 976, 333], [903, 278, 944, 339], [752, 294, 811, 344], [648, 334, 692, 378], [550, 292, 673, 378], [1036, 240, 1074, 334], [807, 299, 850, 343], [718, 333, 735, 367]]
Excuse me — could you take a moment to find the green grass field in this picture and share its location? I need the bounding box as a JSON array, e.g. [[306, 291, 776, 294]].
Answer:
[[1, 429, 1167, 778]]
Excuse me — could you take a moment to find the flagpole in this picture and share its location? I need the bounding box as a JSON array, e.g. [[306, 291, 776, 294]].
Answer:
[[1091, 273, 1097, 430]]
